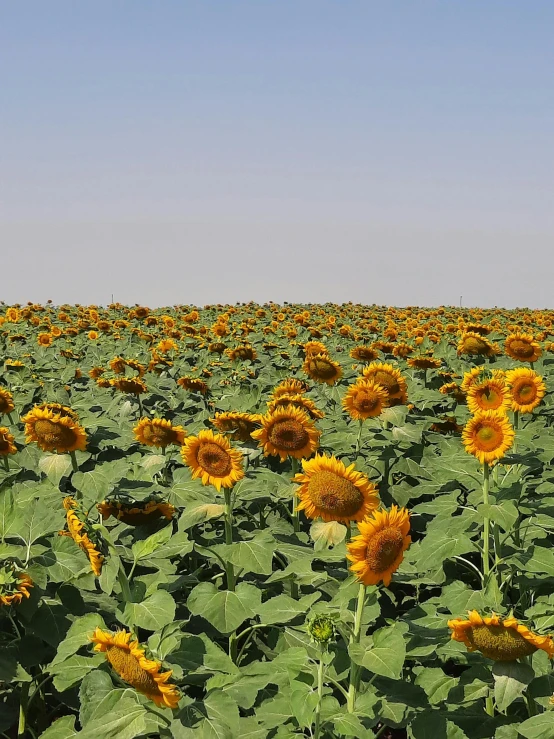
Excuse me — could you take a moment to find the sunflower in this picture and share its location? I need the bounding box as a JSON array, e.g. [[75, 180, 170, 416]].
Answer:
[[211, 412, 262, 442], [439, 382, 466, 404], [505, 367, 546, 414], [208, 342, 227, 354], [110, 377, 147, 395], [252, 406, 320, 462], [37, 333, 53, 347], [343, 380, 389, 421], [177, 376, 209, 395], [267, 393, 325, 420], [0, 427, 17, 456], [347, 506, 411, 586], [5, 308, 20, 323], [303, 341, 329, 357], [134, 418, 186, 448], [226, 345, 257, 362], [35, 403, 79, 421], [350, 346, 379, 363], [61, 497, 104, 575], [461, 367, 505, 393], [393, 343, 414, 358], [448, 611, 554, 661], [505, 332, 542, 363], [0, 388, 15, 416], [0, 567, 33, 607], [429, 417, 463, 435], [407, 356, 442, 370], [462, 411, 514, 465], [457, 332, 497, 357], [303, 353, 342, 385], [467, 379, 511, 415], [294, 454, 379, 523], [22, 407, 87, 453], [362, 362, 407, 406], [98, 497, 175, 525], [90, 628, 180, 708], [272, 378, 309, 398], [181, 429, 244, 491]]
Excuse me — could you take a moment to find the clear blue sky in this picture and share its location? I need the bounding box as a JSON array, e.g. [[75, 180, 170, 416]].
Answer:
[[2, 2, 553, 307]]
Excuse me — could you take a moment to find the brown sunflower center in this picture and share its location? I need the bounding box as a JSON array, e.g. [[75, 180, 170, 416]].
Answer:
[[268, 420, 309, 451], [371, 371, 399, 395], [0, 398, 11, 414], [463, 337, 488, 353], [142, 424, 175, 446], [306, 470, 364, 517], [197, 441, 232, 477], [365, 527, 404, 573], [308, 358, 338, 379], [468, 625, 537, 661], [513, 380, 536, 402], [34, 419, 77, 449], [510, 340, 535, 359], [0, 434, 12, 453], [477, 388, 502, 409], [106, 645, 161, 696], [475, 423, 504, 451], [352, 389, 381, 413]]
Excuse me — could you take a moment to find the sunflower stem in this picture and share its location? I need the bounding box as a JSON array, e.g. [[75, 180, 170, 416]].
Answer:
[[2, 457, 9, 472], [313, 649, 325, 739], [513, 410, 519, 453], [485, 693, 494, 717], [223, 489, 235, 591], [117, 564, 132, 603], [137, 395, 143, 418], [355, 419, 363, 456], [482, 462, 491, 579], [291, 457, 300, 533], [347, 583, 366, 713], [7, 413, 14, 426], [69, 451, 79, 473], [17, 682, 29, 738]]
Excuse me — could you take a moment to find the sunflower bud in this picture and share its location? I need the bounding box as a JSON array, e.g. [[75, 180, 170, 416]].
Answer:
[[307, 614, 336, 647]]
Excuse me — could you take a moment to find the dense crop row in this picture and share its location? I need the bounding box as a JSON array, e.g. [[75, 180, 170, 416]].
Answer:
[[0, 302, 553, 739]]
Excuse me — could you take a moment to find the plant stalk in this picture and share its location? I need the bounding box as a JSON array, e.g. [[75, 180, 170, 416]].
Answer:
[[69, 451, 79, 473], [347, 583, 366, 712], [482, 462, 490, 578], [314, 651, 325, 739]]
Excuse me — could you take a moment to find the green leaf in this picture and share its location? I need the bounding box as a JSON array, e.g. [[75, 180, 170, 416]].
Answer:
[[414, 667, 457, 705], [50, 612, 106, 667], [352, 623, 406, 680], [518, 713, 554, 739], [217, 532, 275, 575], [290, 679, 318, 728], [120, 589, 176, 631], [50, 653, 104, 692], [44, 535, 91, 583], [131, 524, 172, 560], [493, 660, 534, 712], [21, 499, 63, 545], [78, 698, 148, 739], [39, 454, 72, 484], [204, 691, 240, 735], [0, 488, 20, 539], [72, 469, 111, 503], [188, 582, 261, 634], [417, 532, 474, 572], [79, 670, 116, 727], [38, 715, 78, 739], [257, 593, 320, 625]]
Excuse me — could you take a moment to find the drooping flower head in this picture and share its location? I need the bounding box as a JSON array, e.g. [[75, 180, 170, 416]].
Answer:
[[134, 417, 186, 448], [98, 496, 175, 526], [61, 497, 104, 576], [362, 362, 408, 406], [347, 506, 411, 586], [251, 406, 320, 462], [90, 628, 180, 708], [303, 353, 343, 386], [448, 611, 554, 661], [457, 331, 497, 357], [0, 427, 17, 456], [22, 407, 87, 453], [211, 412, 262, 442], [294, 453, 379, 524], [0, 388, 15, 416], [0, 566, 33, 607]]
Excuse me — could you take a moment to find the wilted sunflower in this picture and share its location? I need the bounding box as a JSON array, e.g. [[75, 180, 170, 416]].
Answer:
[[467, 379, 511, 415], [211, 412, 262, 442], [350, 346, 379, 362], [294, 454, 379, 523], [134, 417, 186, 448], [90, 628, 180, 708], [448, 611, 554, 661], [208, 342, 227, 354], [110, 377, 147, 395], [267, 393, 325, 420], [272, 378, 309, 398], [505, 367, 546, 414], [457, 331, 497, 357], [0, 388, 15, 416], [0, 567, 33, 607], [252, 406, 320, 462], [505, 332, 542, 363], [98, 497, 175, 525], [343, 380, 389, 421], [181, 429, 244, 491], [303, 353, 342, 386], [429, 417, 463, 435], [0, 427, 17, 456], [22, 406, 87, 453], [347, 506, 411, 586], [177, 376, 209, 395], [362, 362, 407, 406], [61, 497, 104, 575], [462, 411, 514, 465]]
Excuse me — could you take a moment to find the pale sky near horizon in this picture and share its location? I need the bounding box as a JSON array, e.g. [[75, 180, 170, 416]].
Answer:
[[2, 2, 553, 309]]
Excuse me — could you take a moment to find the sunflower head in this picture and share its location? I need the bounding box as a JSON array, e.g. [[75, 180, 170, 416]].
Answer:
[[0, 427, 17, 456], [303, 353, 343, 386], [343, 379, 389, 421], [272, 378, 309, 398], [181, 429, 245, 491], [133, 417, 186, 448], [110, 377, 147, 395], [506, 367, 546, 414], [90, 628, 180, 708], [362, 362, 407, 406], [448, 611, 554, 661], [211, 412, 262, 442], [307, 614, 337, 647], [294, 453, 379, 523], [505, 333, 542, 363], [98, 496, 175, 525], [22, 406, 87, 453], [0, 567, 33, 607], [466, 378, 511, 415], [60, 497, 104, 575], [0, 388, 15, 416], [252, 406, 320, 462], [407, 355, 442, 370], [350, 346, 379, 363], [177, 376, 209, 395], [347, 506, 411, 586], [457, 332, 497, 357], [462, 410, 514, 465], [267, 393, 325, 420]]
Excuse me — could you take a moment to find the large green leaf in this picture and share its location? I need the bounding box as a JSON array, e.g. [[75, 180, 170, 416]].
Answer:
[[187, 582, 261, 633], [119, 589, 176, 631]]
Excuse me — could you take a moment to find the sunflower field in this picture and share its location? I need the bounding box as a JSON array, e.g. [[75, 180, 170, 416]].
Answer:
[[2, 302, 554, 739]]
